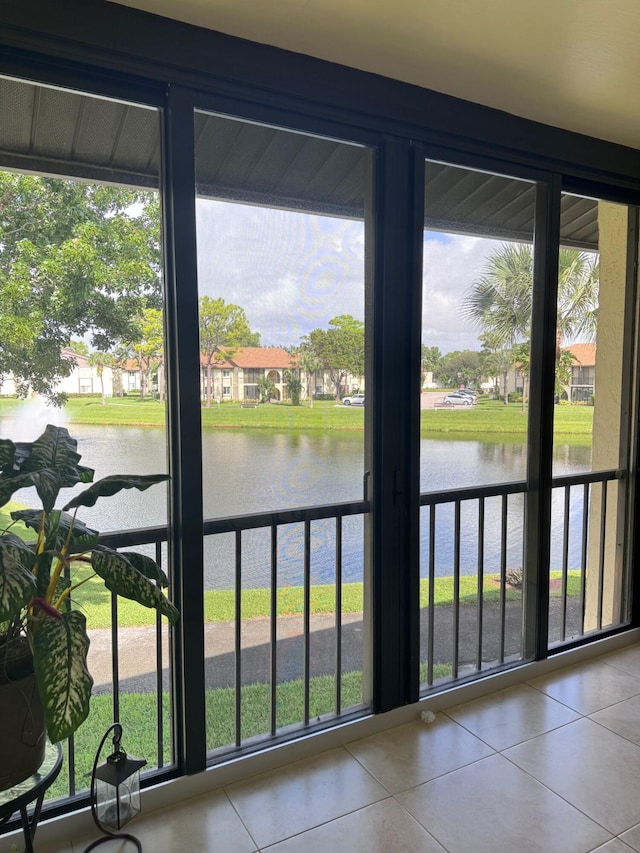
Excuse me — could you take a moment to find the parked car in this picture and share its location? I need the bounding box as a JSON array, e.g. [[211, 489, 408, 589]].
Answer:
[[343, 393, 365, 406], [456, 388, 477, 399], [443, 391, 475, 406]]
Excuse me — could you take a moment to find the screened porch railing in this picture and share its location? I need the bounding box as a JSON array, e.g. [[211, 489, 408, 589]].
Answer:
[[46, 467, 624, 810]]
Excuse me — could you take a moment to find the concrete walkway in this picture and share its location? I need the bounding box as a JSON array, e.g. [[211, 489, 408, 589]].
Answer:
[[88, 597, 583, 694]]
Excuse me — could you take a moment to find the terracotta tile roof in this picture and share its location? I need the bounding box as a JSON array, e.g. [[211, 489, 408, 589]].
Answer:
[[208, 347, 295, 369], [565, 343, 596, 365], [61, 348, 88, 366]]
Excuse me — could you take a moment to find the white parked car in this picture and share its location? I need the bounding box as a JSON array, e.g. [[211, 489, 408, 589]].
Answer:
[[443, 391, 475, 406], [343, 393, 365, 406]]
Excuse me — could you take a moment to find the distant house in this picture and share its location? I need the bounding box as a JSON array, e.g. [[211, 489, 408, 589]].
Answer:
[[202, 347, 295, 402], [564, 343, 596, 403], [202, 346, 362, 402], [0, 348, 114, 397]]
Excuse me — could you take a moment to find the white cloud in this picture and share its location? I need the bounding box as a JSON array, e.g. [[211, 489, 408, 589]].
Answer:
[[195, 200, 507, 353], [422, 233, 503, 352], [196, 199, 364, 346]]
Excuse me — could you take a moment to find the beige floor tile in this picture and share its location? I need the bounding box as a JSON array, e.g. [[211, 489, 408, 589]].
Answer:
[[225, 747, 387, 849], [345, 714, 493, 794], [446, 682, 580, 750], [262, 798, 447, 852], [590, 840, 637, 853], [599, 644, 640, 679], [505, 717, 640, 834], [528, 659, 640, 714], [620, 823, 640, 851], [397, 753, 609, 853], [71, 789, 256, 853], [590, 694, 640, 745]]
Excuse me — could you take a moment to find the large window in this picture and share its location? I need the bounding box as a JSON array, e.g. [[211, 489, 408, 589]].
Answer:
[[0, 33, 638, 830], [0, 75, 169, 800], [548, 194, 636, 645], [419, 160, 535, 686], [194, 110, 372, 753]]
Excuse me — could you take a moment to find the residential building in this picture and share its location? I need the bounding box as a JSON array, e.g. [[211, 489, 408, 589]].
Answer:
[[1, 3, 640, 850], [0, 349, 112, 398], [203, 347, 294, 402], [565, 342, 597, 403], [202, 347, 362, 402]]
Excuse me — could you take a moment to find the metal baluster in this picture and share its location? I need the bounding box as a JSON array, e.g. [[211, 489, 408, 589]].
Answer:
[[598, 481, 607, 630], [64, 558, 76, 795], [500, 494, 507, 664], [155, 541, 164, 767], [427, 504, 435, 686], [235, 530, 242, 747], [270, 524, 278, 737], [561, 486, 570, 641], [453, 501, 461, 679], [303, 520, 311, 726], [476, 497, 485, 672], [111, 593, 119, 722], [335, 517, 342, 714], [581, 482, 589, 635]]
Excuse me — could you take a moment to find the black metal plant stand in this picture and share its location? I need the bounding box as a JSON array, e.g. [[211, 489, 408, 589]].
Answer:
[[0, 741, 62, 853]]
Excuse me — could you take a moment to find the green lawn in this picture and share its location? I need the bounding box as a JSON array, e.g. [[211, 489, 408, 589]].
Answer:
[[0, 395, 594, 439], [47, 660, 453, 802], [70, 571, 579, 629]]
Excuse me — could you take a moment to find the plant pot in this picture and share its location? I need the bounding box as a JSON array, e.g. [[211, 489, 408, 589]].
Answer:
[[0, 638, 46, 791]]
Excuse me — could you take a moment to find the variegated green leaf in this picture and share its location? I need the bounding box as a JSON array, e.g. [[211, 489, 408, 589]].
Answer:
[[11, 509, 99, 552], [0, 438, 16, 472], [22, 425, 93, 513], [33, 610, 93, 742], [119, 550, 169, 587], [63, 473, 169, 511], [91, 548, 178, 624], [0, 471, 37, 510], [0, 533, 37, 621]]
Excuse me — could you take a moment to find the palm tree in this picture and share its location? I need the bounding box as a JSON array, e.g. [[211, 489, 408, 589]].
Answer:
[[462, 242, 599, 362], [297, 347, 322, 408], [87, 350, 115, 405]]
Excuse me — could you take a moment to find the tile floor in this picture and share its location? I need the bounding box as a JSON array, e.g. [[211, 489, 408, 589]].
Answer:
[[45, 643, 640, 851]]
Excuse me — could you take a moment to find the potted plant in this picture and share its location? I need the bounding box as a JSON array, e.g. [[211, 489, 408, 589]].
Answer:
[[0, 424, 178, 789]]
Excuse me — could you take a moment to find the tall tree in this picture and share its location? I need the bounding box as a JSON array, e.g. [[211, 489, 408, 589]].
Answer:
[[87, 350, 115, 405], [283, 370, 302, 406], [462, 243, 599, 352], [421, 345, 442, 391], [123, 308, 164, 401], [304, 315, 364, 401], [512, 341, 530, 412], [0, 172, 162, 404], [434, 349, 482, 390], [292, 345, 322, 408], [479, 332, 515, 406], [199, 297, 260, 408], [462, 243, 598, 402]]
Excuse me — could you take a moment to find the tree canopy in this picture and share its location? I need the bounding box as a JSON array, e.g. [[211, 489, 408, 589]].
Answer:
[[434, 349, 483, 389], [462, 243, 599, 351], [198, 296, 260, 407], [0, 172, 162, 403], [303, 314, 364, 401]]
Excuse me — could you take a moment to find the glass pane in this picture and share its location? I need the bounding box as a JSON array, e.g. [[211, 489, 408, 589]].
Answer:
[[0, 77, 170, 794], [419, 161, 536, 688], [194, 111, 372, 752], [549, 195, 633, 645]]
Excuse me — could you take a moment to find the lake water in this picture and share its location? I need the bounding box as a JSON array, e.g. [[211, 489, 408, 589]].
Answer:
[[1, 412, 592, 589]]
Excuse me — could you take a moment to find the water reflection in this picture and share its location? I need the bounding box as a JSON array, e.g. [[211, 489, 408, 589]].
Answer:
[[0, 422, 593, 589]]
